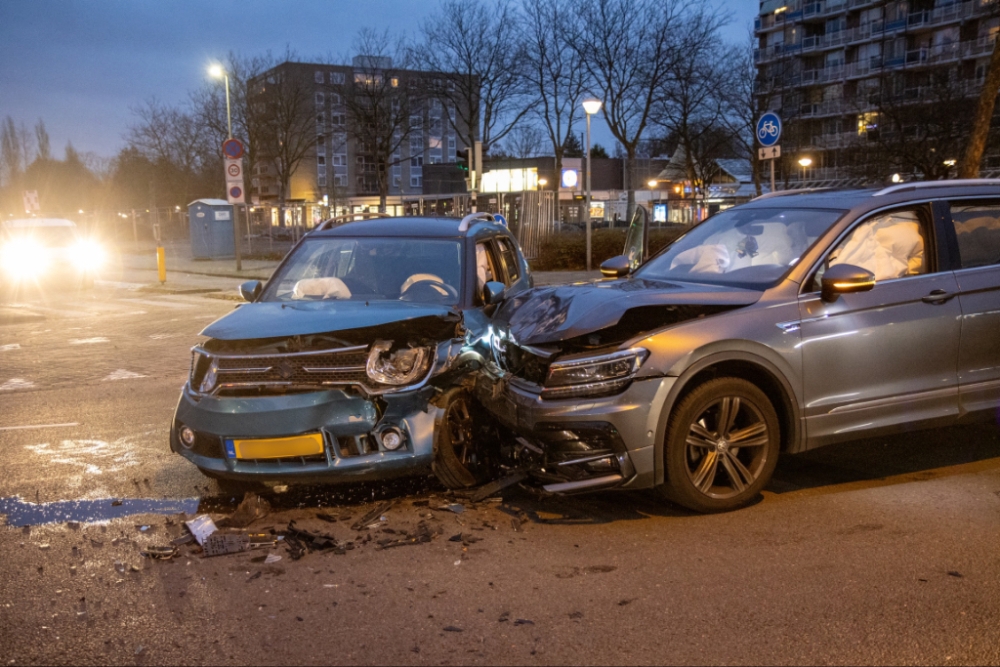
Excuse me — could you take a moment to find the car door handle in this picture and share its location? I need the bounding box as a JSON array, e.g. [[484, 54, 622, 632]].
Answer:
[[921, 289, 956, 304]]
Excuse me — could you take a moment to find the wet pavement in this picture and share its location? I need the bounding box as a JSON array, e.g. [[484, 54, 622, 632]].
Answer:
[[2, 272, 1000, 665]]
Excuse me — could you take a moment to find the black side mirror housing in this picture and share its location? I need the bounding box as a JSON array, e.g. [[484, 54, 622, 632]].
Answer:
[[820, 263, 875, 302], [483, 281, 506, 306], [239, 280, 262, 302], [600, 255, 632, 278]]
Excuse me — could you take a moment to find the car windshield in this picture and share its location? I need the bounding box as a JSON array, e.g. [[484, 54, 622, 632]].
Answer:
[[635, 207, 846, 289], [260, 237, 463, 305]]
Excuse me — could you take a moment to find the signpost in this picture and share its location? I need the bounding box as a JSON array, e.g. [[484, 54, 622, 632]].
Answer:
[[756, 112, 782, 193], [222, 139, 246, 270]]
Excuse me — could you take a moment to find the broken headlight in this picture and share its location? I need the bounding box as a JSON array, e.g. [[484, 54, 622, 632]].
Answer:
[[542, 348, 648, 399], [189, 348, 216, 393], [366, 341, 432, 386]]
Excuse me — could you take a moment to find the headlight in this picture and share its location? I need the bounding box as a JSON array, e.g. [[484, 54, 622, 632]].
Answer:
[[366, 341, 432, 386], [189, 349, 216, 393], [0, 239, 48, 279], [71, 240, 105, 271], [542, 348, 649, 399]]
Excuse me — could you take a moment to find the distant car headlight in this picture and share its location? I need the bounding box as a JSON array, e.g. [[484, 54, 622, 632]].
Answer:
[[70, 240, 105, 272], [542, 348, 649, 399], [0, 239, 49, 279], [366, 341, 432, 386]]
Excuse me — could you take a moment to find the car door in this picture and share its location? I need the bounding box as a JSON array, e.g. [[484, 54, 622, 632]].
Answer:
[[945, 199, 1000, 416], [797, 203, 962, 446]]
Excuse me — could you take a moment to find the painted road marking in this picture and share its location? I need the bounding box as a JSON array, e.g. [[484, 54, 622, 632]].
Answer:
[[0, 344, 20, 352], [95, 280, 145, 290], [0, 378, 35, 391], [102, 369, 147, 381], [69, 337, 109, 345], [0, 422, 80, 432]]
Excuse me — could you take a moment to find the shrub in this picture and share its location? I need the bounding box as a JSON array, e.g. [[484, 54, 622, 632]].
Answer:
[[532, 226, 688, 271]]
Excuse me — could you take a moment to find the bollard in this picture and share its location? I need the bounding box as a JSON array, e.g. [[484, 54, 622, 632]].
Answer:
[[153, 223, 166, 284]]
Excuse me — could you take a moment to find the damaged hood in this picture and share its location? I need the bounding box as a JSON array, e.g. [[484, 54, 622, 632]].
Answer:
[[201, 300, 458, 341], [496, 278, 761, 345]]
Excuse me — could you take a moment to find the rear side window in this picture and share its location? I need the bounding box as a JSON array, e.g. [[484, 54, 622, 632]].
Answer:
[[496, 238, 520, 282], [949, 202, 1000, 269]]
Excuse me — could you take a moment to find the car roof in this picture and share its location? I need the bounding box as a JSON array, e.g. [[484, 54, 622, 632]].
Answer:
[[2, 217, 77, 229], [739, 181, 1000, 216], [310, 216, 507, 239]]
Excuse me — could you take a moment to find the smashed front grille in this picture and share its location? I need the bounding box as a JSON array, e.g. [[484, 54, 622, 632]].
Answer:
[[191, 345, 377, 396], [491, 334, 552, 385]]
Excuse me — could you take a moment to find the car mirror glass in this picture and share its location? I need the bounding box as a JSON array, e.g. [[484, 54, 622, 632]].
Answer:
[[483, 281, 505, 306], [239, 280, 262, 302]]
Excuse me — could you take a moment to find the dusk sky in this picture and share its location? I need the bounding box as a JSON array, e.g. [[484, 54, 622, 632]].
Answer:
[[0, 0, 758, 161]]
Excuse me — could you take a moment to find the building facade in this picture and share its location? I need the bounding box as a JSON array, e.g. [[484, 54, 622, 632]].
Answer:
[[251, 57, 475, 223], [755, 0, 999, 185]]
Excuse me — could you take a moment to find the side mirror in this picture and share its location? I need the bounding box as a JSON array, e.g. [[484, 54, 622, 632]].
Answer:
[[483, 281, 506, 306], [600, 255, 632, 278], [239, 280, 262, 302], [820, 264, 875, 302]]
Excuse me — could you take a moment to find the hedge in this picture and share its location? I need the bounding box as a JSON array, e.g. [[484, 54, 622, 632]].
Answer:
[[531, 226, 688, 271]]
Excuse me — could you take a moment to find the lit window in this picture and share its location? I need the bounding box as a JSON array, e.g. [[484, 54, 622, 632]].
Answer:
[[858, 112, 879, 135]]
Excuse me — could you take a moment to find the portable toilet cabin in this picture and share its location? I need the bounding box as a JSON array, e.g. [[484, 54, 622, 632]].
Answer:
[[188, 199, 235, 259]]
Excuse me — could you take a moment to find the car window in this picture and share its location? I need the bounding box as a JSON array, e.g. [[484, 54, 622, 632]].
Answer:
[[261, 237, 462, 305], [475, 241, 505, 302], [496, 238, 520, 283], [810, 207, 930, 289], [949, 201, 1000, 269]]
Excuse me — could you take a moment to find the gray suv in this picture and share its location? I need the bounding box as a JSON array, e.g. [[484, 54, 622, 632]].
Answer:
[[476, 180, 1000, 512]]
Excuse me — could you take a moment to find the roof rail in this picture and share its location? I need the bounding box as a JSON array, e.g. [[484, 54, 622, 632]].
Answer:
[[457, 212, 497, 233], [752, 187, 839, 201], [315, 212, 392, 231], [872, 179, 1000, 197]]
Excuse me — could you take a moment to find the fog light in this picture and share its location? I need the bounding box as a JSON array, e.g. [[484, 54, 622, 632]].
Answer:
[[179, 426, 196, 449], [380, 427, 405, 451]]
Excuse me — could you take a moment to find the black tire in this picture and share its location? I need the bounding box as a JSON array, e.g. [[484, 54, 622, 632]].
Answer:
[[658, 377, 780, 513], [432, 388, 497, 489]]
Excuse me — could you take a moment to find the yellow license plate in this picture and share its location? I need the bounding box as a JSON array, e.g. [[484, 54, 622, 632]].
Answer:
[[231, 433, 325, 459]]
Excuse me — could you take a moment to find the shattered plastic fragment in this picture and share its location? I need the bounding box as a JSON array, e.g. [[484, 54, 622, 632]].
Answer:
[[469, 471, 528, 502], [351, 501, 394, 531], [184, 515, 218, 546], [140, 546, 178, 560], [437, 503, 465, 514]]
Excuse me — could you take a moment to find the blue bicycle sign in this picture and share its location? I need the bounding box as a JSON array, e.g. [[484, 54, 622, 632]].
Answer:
[[756, 112, 782, 147]]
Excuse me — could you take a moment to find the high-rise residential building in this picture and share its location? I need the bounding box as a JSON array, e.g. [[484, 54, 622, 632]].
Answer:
[[755, 0, 999, 185], [250, 57, 475, 222]]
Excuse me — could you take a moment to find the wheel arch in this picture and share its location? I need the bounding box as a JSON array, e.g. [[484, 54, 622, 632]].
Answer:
[[653, 350, 803, 486]]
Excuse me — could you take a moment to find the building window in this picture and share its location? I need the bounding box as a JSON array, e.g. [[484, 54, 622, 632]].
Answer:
[[391, 77, 399, 87], [318, 175, 327, 186], [317, 156, 326, 165], [331, 154, 346, 166], [411, 156, 423, 167], [330, 114, 345, 126], [334, 175, 346, 186], [315, 92, 324, 106], [329, 72, 345, 84], [393, 175, 401, 188], [315, 71, 325, 84], [317, 113, 325, 127], [858, 112, 879, 135], [329, 93, 341, 106], [410, 175, 422, 188]]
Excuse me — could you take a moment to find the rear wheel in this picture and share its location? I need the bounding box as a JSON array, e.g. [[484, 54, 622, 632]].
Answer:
[[432, 388, 497, 489], [659, 377, 780, 513]]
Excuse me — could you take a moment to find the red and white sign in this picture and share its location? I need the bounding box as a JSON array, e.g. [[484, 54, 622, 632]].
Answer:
[[225, 158, 243, 182], [22, 190, 40, 212]]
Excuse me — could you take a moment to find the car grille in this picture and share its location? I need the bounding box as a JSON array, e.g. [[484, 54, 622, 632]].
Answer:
[[192, 345, 378, 396], [491, 333, 551, 385]]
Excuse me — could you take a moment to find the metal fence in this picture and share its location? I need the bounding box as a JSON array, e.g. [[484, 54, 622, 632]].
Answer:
[[514, 190, 556, 260]]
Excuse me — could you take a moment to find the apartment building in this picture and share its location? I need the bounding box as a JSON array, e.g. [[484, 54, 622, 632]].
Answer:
[[251, 57, 474, 222], [755, 0, 999, 184]]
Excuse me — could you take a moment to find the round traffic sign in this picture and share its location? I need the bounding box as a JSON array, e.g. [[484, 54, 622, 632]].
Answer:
[[222, 138, 244, 159], [756, 112, 782, 147], [229, 186, 243, 198], [227, 162, 242, 178]]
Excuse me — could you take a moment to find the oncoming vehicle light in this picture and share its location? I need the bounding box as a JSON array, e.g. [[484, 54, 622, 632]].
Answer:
[[542, 348, 649, 400], [0, 239, 49, 279], [366, 341, 432, 386], [70, 239, 106, 272]]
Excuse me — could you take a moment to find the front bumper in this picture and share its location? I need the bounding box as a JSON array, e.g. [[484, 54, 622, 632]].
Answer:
[[474, 368, 675, 492], [171, 384, 438, 483]]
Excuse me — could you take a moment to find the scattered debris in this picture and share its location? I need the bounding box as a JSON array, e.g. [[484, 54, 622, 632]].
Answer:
[[443, 626, 463, 632], [469, 471, 528, 502], [184, 515, 218, 546], [217, 493, 271, 529], [498, 611, 510, 622], [111, 500, 123, 507], [569, 611, 584, 619], [140, 546, 178, 560], [203, 532, 274, 557], [436, 503, 465, 514], [272, 485, 288, 494], [513, 619, 535, 626], [618, 598, 635, 606], [264, 553, 282, 564], [351, 501, 394, 531], [315, 512, 337, 523], [246, 571, 262, 583], [947, 571, 963, 578], [375, 522, 434, 550], [169, 534, 194, 547], [449, 533, 463, 542], [38, 543, 50, 551], [283, 520, 344, 559]]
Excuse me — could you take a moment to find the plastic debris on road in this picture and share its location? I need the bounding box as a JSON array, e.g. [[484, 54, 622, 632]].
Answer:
[[184, 515, 218, 546]]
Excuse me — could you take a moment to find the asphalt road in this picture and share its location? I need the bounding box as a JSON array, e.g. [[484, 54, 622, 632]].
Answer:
[[1, 282, 999, 666]]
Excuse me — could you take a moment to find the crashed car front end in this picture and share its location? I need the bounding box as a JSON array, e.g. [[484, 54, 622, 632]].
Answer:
[[171, 309, 483, 484]]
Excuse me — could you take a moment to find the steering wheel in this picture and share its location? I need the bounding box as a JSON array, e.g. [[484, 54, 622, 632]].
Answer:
[[400, 278, 459, 301]]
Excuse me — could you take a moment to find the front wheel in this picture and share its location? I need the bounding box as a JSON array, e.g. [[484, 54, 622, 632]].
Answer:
[[432, 388, 497, 489], [658, 378, 780, 513]]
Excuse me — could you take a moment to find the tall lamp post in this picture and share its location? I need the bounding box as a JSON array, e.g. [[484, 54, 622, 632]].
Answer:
[[582, 98, 602, 271], [797, 156, 812, 187], [210, 64, 241, 270]]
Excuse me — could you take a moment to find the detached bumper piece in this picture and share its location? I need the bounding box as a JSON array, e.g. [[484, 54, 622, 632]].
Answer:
[[518, 422, 636, 494]]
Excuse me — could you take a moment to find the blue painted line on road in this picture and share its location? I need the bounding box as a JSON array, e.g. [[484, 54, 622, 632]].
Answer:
[[0, 496, 200, 526]]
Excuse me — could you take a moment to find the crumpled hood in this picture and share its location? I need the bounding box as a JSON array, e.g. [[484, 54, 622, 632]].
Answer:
[[495, 278, 761, 345], [200, 300, 458, 341]]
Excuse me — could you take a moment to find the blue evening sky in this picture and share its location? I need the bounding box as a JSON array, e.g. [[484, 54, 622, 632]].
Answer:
[[0, 0, 758, 160]]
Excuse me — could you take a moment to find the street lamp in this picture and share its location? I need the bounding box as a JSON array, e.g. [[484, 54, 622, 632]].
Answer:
[[582, 98, 602, 271], [538, 177, 548, 190], [209, 64, 232, 140], [798, 157, 812, 185]]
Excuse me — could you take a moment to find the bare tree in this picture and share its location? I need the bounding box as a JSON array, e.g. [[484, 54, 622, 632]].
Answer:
[[721, 31, 775, 196], [521, 0, 587, 181], [501, 124, 546, 159], [1, 116, 34, 187], [411, 0, 530, 157], [334, 29, 420, 212], [34, 120, 51, 162], [960, 0, 1000, 178], [570, 0, 693, 220]]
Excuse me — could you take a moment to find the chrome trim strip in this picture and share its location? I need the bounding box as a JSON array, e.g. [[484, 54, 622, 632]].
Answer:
[[557, 453, 616, 467], [828, 386, 957, 414], [191, 344, 368, 360], [543, 474, 624, 494], [216, 367, 273, 374], [302, 366, 366, 373]]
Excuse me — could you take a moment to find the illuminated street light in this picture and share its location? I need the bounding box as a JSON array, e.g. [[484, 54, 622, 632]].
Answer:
[[798, 156, 812, 185], [209, 63, 233, 140], [891, 173, 902, 183], [582, 99, 602, 272], [537, 177, 548, 190]]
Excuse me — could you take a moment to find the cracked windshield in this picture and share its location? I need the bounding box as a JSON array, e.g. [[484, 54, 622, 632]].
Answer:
[[2, 0, 1000, 665]]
